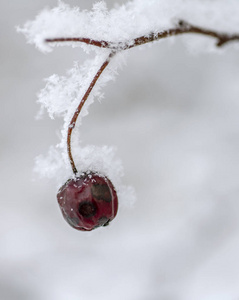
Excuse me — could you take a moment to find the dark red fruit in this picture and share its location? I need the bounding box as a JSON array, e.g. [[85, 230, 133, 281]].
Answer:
[[57, 173, 118, 231]]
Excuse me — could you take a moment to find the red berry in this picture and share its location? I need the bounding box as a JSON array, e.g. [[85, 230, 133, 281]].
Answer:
[[57, 173, 118, 231]]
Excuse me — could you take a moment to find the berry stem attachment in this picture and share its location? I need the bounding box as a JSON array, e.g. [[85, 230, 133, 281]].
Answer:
[[67, 51, 116, 175]]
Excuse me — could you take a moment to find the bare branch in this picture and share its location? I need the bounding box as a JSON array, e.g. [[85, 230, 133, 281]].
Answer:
[[45, 37, 110, 48]]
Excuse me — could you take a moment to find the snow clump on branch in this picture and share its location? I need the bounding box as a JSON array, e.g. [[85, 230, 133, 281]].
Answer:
[[18, 0, 239, 53]]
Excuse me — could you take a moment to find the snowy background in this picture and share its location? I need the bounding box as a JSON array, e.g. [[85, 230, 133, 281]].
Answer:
[[1, 1, 239, 299]]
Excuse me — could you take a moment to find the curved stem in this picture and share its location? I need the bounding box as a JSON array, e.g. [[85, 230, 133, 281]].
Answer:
[[45, 20, 239, 50], [67, 51, 115, 174]]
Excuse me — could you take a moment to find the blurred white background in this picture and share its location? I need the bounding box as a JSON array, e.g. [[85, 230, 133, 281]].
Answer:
[[1, 1, 239, 299]]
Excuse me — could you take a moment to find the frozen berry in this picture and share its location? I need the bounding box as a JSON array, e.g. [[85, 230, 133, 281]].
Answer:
[[57, 173, 118, 231]]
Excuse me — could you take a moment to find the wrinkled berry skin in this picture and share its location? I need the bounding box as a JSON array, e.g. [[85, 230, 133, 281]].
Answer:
[[57, 173, 118, 231]]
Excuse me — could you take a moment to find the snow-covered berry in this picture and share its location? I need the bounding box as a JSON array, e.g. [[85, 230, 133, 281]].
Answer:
[[57, 173, 118, 231]]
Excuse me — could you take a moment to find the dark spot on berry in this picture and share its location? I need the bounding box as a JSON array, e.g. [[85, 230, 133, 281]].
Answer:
[[78, 201, 97, 218], [91, 183, 112, 202]]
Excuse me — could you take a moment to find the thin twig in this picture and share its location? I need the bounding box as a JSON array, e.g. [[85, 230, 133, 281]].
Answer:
[[67, 52, 115, 174], [47, 20, 239, 175], [45, 20, 239, 50], [45, 37, 111, 48]]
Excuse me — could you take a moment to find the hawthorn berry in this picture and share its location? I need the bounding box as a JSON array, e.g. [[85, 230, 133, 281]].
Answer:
[[57, 173, 118, 231]]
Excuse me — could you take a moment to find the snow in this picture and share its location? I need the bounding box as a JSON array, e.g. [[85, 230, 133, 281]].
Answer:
[[18, 0, 239, 53], [1, 0, 239, 299], [34, 52, 127, 195]]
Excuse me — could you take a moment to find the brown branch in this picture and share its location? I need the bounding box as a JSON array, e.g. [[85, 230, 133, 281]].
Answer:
[[67, 52, 115, 174], [45, 37, 111, 48], [45, 20, 239, 50], [48, 20, 239, 175]]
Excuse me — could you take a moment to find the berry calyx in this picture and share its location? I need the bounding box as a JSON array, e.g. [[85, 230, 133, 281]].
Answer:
[[57, 173, 118, 231]]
